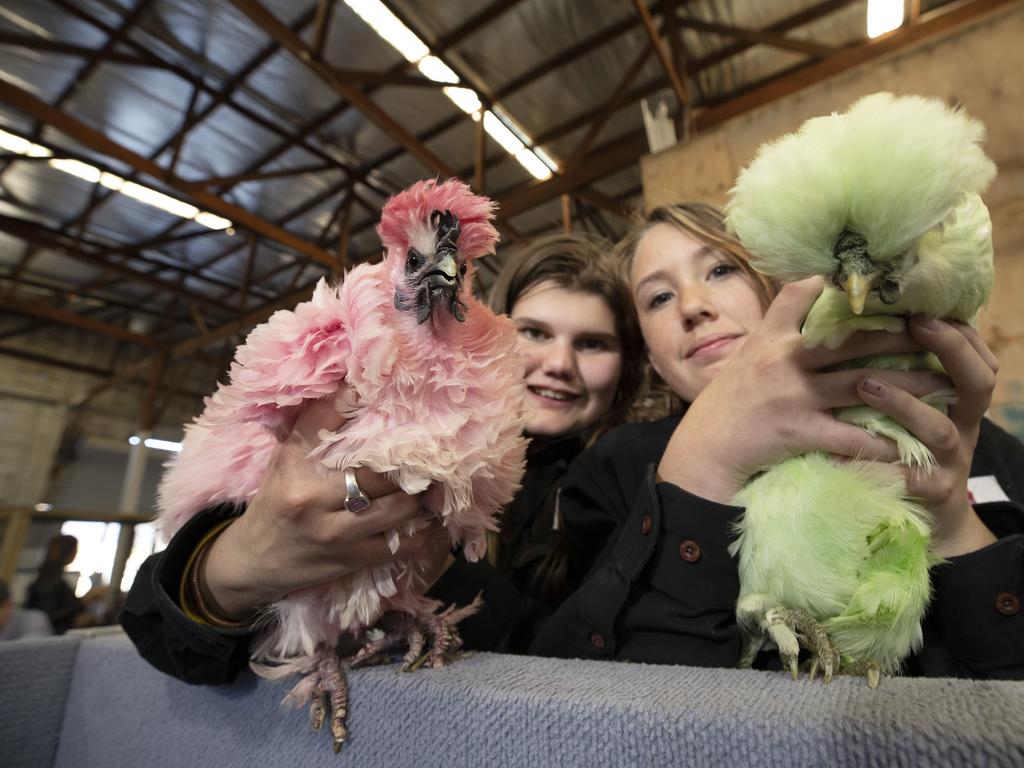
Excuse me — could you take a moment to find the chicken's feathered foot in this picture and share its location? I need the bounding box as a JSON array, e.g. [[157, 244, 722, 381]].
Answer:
[[254, 644, 350, 753], [840, 658, 883, 689], [737, 594, 840, 683], [738, 594, 886, 687], [318, 648, 349, 752], [349, 594, 484, 671], [299, 645, 349, 752]]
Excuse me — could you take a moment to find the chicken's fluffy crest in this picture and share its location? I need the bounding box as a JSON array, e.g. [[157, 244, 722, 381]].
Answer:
[[377, 178, 498, 261], [725, 92, 996, 282]]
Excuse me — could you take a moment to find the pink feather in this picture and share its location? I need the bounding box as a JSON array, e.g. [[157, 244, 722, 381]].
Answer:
[[157, 179, 527, 660]]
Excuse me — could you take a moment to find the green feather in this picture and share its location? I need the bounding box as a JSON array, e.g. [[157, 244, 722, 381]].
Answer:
[[724, 93, 996, 676]]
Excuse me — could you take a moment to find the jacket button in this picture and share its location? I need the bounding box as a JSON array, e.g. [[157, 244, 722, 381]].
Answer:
[[641, 514, 653, 535], [589, 631, 606, 650], [679, 539, 701, 563], [996, 592, 1020, 616]]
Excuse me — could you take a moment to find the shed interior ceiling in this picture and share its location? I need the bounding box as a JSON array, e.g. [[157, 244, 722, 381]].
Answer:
[[0, 0, 1001, 412]]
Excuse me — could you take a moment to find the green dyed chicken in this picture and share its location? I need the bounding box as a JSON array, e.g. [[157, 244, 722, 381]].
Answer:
[[724, 93, 997, 686]]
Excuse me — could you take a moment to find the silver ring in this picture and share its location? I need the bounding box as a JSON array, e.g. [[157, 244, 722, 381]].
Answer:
[[343, 468, 372, 513]]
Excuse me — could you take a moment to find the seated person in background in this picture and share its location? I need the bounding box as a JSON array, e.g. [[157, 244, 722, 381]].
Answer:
[[0, 580, 53, 641], [120, 231, 645, 679], [26, 535, 106, 635]]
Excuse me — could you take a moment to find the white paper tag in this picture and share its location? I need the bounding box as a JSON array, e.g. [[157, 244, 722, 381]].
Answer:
[[967, 475, 1010, 505]]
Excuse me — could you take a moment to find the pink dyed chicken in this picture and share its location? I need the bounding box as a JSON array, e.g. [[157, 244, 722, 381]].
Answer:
[[158, 178, 528, 750]]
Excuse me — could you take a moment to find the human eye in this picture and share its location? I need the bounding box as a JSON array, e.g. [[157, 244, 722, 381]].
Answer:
[[646, 291, 673, 309], [577, 337, 609, 352], [517, 325, 547, 341], [709, 262, 738, 280]]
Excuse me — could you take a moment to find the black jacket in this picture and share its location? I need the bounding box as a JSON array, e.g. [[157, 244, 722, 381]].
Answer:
[[121, 417, 1024, 682], [529, 416, 1024, 679], [119, 439, 583, 682], [25, 572, 85, 636]]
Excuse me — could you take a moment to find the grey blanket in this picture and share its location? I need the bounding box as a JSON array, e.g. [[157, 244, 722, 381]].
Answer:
[[2, 632, 1022, 767]]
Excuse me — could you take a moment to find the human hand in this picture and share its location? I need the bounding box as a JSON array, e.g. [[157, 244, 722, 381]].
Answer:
[[659, 278, 948, 504], [201, 391, 452, 620], [857, 316, 998, 557]]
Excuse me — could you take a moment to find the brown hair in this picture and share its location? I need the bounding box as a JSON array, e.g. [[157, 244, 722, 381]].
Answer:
[[39, 534, 78, 577], [614, 202, 776, 309], [613, 202, 777, 410], [489, 231, 645, 438]]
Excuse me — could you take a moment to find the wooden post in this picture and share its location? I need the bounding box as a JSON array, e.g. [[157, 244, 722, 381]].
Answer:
[[474, 114, 486, 193], [0, 510, 31, 583], [631, 0, 690, 109], [337, 191, 354, 276], [561, 194, 572, 232]]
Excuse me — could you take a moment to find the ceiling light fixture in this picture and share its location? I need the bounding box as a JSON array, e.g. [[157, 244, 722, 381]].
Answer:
[[342, 0, 556, 180], [128, 435, 183, 452], [866, 0, 904, 38], [0, 127, 233, 230]]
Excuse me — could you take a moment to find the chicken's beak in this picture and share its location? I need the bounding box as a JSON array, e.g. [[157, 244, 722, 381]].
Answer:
[[843, 272, 870, 315], [433, 252, 457, 284]]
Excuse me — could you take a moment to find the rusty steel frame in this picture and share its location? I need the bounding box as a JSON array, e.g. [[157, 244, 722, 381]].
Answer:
[[0, 0, 1010, 414]]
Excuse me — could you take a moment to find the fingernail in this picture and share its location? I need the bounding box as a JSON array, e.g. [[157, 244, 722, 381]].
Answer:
[[862, 376, 888, 397], [916, 316, 944, 331]]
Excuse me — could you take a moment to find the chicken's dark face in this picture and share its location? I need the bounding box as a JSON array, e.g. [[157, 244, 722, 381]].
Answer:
[[393, 209, 469, 324], [832, 228, 903, 315]]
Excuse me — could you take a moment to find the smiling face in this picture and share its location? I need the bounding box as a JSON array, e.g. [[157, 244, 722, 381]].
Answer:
[[631, 223, 765, 402], [511, 281, 624, 439]]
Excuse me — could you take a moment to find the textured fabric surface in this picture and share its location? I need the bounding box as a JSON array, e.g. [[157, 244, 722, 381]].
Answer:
[[0, 635, 81, 768], [8, 625, 1023, 768], [27, 632, 1023, 767]]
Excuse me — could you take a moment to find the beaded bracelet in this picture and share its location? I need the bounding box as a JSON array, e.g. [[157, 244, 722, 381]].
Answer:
[[183, 522, 260, 630]]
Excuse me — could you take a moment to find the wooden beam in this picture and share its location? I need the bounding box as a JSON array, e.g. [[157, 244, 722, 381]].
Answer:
[[170, 283, 319, 358], [565, 41, 655, 171], [239, 237, 257, 310], [673, 15, 835, 58], [422, 0, 855, 188], [433, 0, 528, 51], [0, 345, 209, 399], [336, 193, 354, 275], [693, 0, 1014, 126], [141, 349, 168, 430], [0, 506, 153, 525], [1, 273, 186, 322], [0, 509, 31, 582], [287, 261, 309, 292], [167, 78, 204, 177], [0, 33, 161, 68], [49, 0, 158, 120], [662, 0, 688, 93], [576, 188, 633, 222], [561, 194, 572, 232], [631, 0, 690, 108], [497, 0, 1012, 222], [474, 115, 487, 193], [312, 0, 334, 58], [323, 69, 446, 88], [3, 296, 159, 347], [498, 131, 648, 221], [226, 0, 456, 177], [181, 162, 340, 190], [0, 77, 338, 269], [0, 214, 232, 313], [80, 275, 323, 413]]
